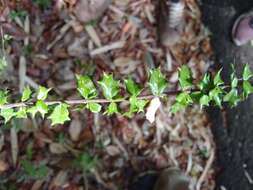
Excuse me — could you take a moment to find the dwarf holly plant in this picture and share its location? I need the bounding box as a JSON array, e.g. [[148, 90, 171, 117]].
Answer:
[[0, 65, 253, 126]]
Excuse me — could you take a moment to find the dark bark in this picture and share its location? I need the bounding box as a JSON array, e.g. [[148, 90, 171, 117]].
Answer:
[[201, 0, 253, 189]]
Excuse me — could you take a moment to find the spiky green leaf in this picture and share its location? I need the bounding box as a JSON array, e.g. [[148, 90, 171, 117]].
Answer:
[[199, 95, 210, 108], [105, 102, 118, 115], [214, 69, 224, 86], [36, 100, 48, 118], [243, 64, 253, 81], [224, 89, 240, 107], [0, 108, 15, 123], [48, 103, 70, 126], [37, 86, 51, 101], [98, 74, 120, 100], [124, 78, 141, 96], [148, 68, 167, 96], [86, 103, 102, 113], [178, 65, 193, 89], [0, 90, 8, 106], [21, 86, 32, 102], [16, 107, 27, 118], [76, 75, 97, 99], [243, 80, 253, 98]]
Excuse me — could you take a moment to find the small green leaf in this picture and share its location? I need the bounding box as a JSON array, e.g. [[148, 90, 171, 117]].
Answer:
[[171, 92, 193, 113], [170, 102, 185, 113], [86, 103, 102, 113], [48, 103, 70, 126], [175, 92, 193, 106], [105, 102, 118, 115], [21, 86, 32, 102], [190, 91, 202, 102], [76, 75, 97, 99], [16, 107, 27, 118], [224, 89, 240, 107], [199, 95, 210, 108], [98, 74, 120, 100], [243, 80, 253, 98], [199, 73, 212, 91], [36, 100, 48, 118], [37, 86, 51, 101], [231, 76, 238, 89], [0, 108, 15, 123], [178, 65, 193, 89], [209, 87, 224, 107], [0, 90, 8, 105], [148, 68, 167, 96], [27, 106, 38, 118], [124, 78, 141, 96], [243, 64, 253, 81], [214, 69, 224, 86], [129, 96, 148, 114]]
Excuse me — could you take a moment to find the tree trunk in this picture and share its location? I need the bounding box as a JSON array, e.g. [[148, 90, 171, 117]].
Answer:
[[201, 0, 253, 189]]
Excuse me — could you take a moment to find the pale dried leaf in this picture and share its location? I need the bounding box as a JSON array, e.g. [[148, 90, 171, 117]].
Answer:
[[11, 127, 18, 165], [106, 145, 120, 156], [145, 97, 161, 123], [0, 160, 8, 173], [74, 0, 112, 23], [69, 119, 82, 141], [49, 143, 68, 154]]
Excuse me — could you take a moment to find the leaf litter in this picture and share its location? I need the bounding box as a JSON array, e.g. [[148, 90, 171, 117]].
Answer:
[[0, 0, 215, 189]]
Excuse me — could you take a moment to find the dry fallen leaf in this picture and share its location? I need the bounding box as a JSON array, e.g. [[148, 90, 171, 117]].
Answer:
[[145, 97, 161, 123], [11, 127, 18, 166], [106, 145, 121, 156], [49, 143, 68, 154], [73, 0, 112, 23], [0, 160, 8, 173], [69, 119, 82, 141]]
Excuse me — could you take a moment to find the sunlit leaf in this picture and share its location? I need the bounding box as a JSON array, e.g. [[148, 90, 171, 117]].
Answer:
[[86, 103, 101, 113], [214, 69, 224, 86], [48, 103, 70, 126], [36, 100, 48, 118], [243, 64, 253, 81], [16, 107, 27, 118], [209, 87, 224, 107], [0, 90, 8, 106], [105, 102, 118, 115], [224, 89, 240, 107], [170, 102, 185, 113], [98, 74, 120, 100], [129, 96, 148, 113], [76, 75, 97, 99], [124, 78, 142, 96], [243, 80, 253, 98], [178, 65, 193, 89], [21, 86, 32, 102], [199, 95, 210, 108], [37, 86, 51, 101], [148, 68, 167, 96], [198, 73, 212, 91], [27, 106, 38, 118], [0, 108, 15, 123]]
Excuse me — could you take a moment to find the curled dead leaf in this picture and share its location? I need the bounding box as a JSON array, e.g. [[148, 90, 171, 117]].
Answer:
[[145, 97, 161, 123]]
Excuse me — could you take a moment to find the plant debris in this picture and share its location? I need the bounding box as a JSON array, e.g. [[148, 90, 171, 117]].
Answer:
[[0, 0, 215, 189]]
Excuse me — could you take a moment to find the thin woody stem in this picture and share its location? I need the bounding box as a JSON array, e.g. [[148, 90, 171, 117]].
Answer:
[[0, 90, 185, 110]]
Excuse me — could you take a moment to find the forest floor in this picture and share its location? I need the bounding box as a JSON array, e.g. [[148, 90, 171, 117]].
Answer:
[[0, 0, 215, 189]]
